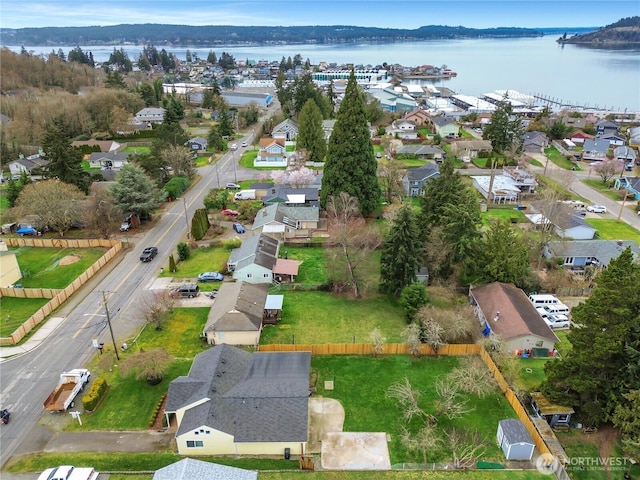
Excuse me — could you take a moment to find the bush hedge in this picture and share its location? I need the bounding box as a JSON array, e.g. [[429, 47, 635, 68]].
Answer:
[[164, 176, 189, 201], [82, 377, 108, 412]]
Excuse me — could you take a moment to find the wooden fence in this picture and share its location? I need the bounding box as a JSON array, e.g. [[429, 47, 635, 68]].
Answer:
[[260, 342, 553, 464], [0, 238, 122, 345]]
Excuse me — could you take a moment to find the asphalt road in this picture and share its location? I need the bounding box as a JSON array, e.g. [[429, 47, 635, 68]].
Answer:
[[0, 129, 261, 468]]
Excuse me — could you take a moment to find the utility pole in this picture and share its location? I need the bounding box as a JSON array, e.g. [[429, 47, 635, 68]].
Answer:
[[182, 197, 190, 238], [102, 291, 120, 361]]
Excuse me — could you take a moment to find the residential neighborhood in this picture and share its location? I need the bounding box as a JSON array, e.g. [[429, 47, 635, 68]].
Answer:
[[1, 22, 640, 480]]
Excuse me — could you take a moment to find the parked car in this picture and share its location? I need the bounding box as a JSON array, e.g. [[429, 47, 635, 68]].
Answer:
[[197, 272, 224, 282], [376, 152, 382, 158], [586, 205, 607, 213], [170, 284, 200, 298], [119, 222, 131, 232], [225, 183, 241, 190], [544, 314, 570, 329], [233, 222, 245, 233], [221, 208, 239, 216], [139, 247, 158, 262]]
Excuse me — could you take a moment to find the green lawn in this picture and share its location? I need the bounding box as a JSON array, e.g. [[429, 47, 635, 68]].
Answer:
[[544, 146, 580, 170], [553, 330, 572, 357], [481, 207, 527, 227], [80, 161, 101, 172], [67, 307, 211, 431], [281, 247, 328, 284], [582, 179, 621, 201], [585, 219, 640, 244], [513, 358, 550, 391], [311, 355, 517, 464], [0, 296, 51, 337], [261, 291, 409, 344], [159, 245, 232, 280], [0, 190, 9, 217], [121, 146, 151, 154], [9, 246, 108, 289]]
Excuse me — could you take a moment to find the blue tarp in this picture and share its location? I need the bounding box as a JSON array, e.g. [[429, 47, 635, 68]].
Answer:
[[16, 226, 37, 235]]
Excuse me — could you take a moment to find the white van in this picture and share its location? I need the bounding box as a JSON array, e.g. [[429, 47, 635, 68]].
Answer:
[[544, 314, 570, 329], [528, 294, 561, 307], [541, 303, 570, 316]]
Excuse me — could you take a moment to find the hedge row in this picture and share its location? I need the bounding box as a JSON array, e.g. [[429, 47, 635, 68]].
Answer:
[[190, 208, 210, 240], [82, 377, 108, 412]]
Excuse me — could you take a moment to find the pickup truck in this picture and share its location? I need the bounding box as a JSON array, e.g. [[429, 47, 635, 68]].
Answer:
[[43, 369, 91, 412], [139, 246, 158, 262], [38, 465, 99, 480]]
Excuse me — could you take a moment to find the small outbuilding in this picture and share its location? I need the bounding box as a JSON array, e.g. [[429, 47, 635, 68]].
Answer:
[[497, 419, 535, 460]]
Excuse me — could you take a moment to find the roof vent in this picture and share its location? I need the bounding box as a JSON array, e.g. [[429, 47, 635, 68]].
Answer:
[[493, 311, 500, 322]]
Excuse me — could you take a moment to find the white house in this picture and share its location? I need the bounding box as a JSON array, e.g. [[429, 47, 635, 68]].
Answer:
[[254, 138, 287, 168]]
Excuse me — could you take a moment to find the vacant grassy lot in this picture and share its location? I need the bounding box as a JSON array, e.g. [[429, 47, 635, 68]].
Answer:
[[262, 472, 552, 480], [585, 219, 640, 244], [159, 244, 232, 279], [544, 147, 580, 170], [311, 355, 517, 464], [0, 296, 51, 337], [260, 291, 406, 344], [121, 146, 151, 154], [9, 246, 107, 289], [284, 247, 328, 284]]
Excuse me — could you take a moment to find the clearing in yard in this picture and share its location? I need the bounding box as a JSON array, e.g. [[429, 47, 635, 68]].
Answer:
[[158, 245, 231, 278]]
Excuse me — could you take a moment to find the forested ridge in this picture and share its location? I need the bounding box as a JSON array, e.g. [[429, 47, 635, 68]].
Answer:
[[557, 16, 640, 46], [1, 24, 542, 46]]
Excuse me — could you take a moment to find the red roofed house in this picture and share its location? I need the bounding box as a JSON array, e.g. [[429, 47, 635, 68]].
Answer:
[[469, 282, 559, 356], [568, 130, 595, 145]]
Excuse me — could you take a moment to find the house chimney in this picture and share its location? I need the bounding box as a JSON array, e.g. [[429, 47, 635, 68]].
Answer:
[[493, 311, 500, 322]]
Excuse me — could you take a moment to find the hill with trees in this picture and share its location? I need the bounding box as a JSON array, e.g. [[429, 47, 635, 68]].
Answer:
[[1, 24, 542, 46], [557, 16, 640, 47]]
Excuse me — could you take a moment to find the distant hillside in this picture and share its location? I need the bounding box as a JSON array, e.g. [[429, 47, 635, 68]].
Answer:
[[557, 16, 640, 47], [0, 24, 543, 46]]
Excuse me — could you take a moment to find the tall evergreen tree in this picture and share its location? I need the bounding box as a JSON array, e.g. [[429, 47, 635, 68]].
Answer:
[[482, 100, 524, 155], [297, 99, 326, 164], [541, 248, 640, 427], [380, 204, 422, 295], [321, 70, 380, 216], [109, 164, 167, 220], [217, 105, 234, 138], [41, 118, 89, 193]]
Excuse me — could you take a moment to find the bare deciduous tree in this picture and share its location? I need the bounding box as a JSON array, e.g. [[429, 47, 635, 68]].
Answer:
[[386, 377, 432, 424], [593, 158, 623, 184], [119, 348, 173, 385], [444, 428, 487, 469], [325, 192, 382, 298], [399, 424, 440, 464], [377, 158, 405, 205], [446, 356, 499, 398], [416, 306, 478, 344], [434, 378, 473, 420], [369, 327, 386, 357], [138, 290, 176, 330], [161, 145, 196, 179], [420, 318, 445, 356], [89, 190, 122, 239], [401, 322, 422, 357]]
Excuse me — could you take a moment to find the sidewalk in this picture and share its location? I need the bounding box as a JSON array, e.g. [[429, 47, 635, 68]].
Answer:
[[0, 317, 66, 361]]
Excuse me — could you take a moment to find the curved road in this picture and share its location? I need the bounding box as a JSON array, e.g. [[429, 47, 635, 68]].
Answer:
[[0, 130, 260, 468]]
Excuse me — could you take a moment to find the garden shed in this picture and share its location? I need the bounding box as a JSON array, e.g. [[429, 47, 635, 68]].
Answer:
[[497, 419, 535, 460]]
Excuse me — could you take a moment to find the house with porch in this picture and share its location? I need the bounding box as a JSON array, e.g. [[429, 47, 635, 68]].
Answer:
[[164, 344, 310, 456], [568, 130, 595, 145], [614, 176, 640, 200], [227, 234, 279, 284], [8, 154, 49, 177], [502, 166, 538, 193], [403, 163, 440, 196], [595, 119, 619, 137], [581, 139, 610, 162], [552, 213, 596, 240], [254, 138, 287, 167], [600, 133, 626, 147], [202, 282, 269, 346], [471, 175, 521, 203], [271, 118, 298, 141], [613, 146, 637, 163], [469, 282, 559, 356], [544, 240, 640, 271]]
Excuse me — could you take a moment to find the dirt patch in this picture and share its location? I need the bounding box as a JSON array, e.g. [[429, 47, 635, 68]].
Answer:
[[59, 254, 81, 266]]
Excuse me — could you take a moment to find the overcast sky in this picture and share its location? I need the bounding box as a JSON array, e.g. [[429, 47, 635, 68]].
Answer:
[[1, 0, 638, 30]]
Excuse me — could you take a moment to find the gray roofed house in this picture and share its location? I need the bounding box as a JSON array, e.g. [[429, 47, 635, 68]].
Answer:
[[403, 163, 440, 196], [581, 139, 610, 162], [203, 282, 268, 346], [228, 234, 279, 284], [552, 212, 596, 240], [386, 119, 418, 139], [522, 131, 549, 153], [135, 107, 166, 125], [152, 458, 257, 480], [8, 154, 49, 177], [544, 240, 640, 271], [186, 136, 208, 151], [595, 119, 619, 136], [252, 203, 319, 239], [431, 115, 460, 137], [396, 144, 445, 161], [262, 186, 320, 207], [614, 146, 637, 162], [450, 139, 493, 159], [164, 344, 311, 456], [271, 118, 298, 141]]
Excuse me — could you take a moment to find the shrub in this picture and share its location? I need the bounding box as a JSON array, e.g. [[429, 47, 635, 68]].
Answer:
[[190, 208, 210, 240], [164, 176, 189, 200], [177, 242, 190, 261], [221, 238, 242, 250], [149, 393, 167, 428], [400, 283, 430, 323], [82, 377, 108, 412], [169, 254, 177, 273]]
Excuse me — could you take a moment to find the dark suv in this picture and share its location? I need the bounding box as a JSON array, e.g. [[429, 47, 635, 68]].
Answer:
[[139, 247, 158, 262]]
